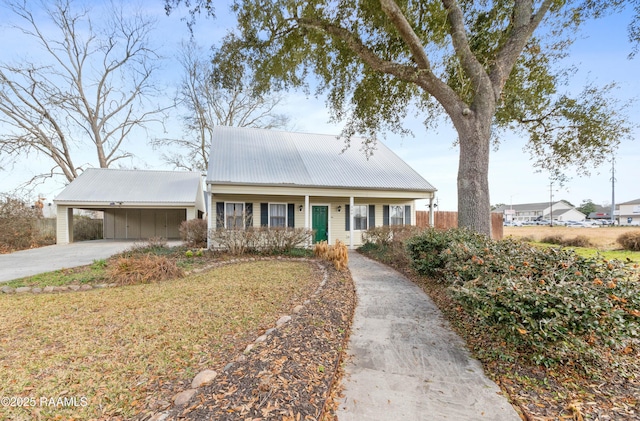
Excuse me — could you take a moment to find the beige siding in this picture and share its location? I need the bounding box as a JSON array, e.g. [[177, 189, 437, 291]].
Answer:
[[210, 193, 417, 247]]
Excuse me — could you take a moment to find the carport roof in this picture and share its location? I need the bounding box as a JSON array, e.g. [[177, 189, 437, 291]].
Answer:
[[54, 168, 202, 205]]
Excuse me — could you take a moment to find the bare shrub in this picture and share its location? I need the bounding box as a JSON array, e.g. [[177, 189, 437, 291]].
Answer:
[[541, 234, 564, 245], [617, 231, 640, 251], [107, 254, 184, 286], [209, 227, 313, 254], [563, 236, 592, 248], [0, 193, 52, 252], [73, 216, 103, 241], [262, 227, 312, 252], [179, 219, 208, 247], [362, 226, 393, 246]]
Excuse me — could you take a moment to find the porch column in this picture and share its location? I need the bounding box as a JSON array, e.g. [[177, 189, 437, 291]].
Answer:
[[349, 196, 355, 249], [429, 196, 435, 227], [304, 195, 310, 247], [206, 188, 213, 249]]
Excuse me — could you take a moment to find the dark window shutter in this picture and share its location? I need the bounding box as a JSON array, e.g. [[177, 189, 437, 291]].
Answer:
[[368, 205, 375, 229], [260, 203, 268, 227], [216, 202, 224, 228], [383, 205, 389, 226], [345, 204, 350, 231], [287, 203, 295, 228], [245, 203, 253, 228], [405, 205, 411, 225]]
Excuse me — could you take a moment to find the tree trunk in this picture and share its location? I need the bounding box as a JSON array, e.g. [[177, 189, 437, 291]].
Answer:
[[456, 115, 492, 236]]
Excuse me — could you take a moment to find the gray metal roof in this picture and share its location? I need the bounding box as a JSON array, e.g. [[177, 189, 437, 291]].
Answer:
[[206, 126, 436, 192], [54, 168, 202, 205], [620, 198, 640, 205]]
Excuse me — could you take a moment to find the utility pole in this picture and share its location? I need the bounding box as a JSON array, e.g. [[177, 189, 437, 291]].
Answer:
[[549, 180, 553, 227]]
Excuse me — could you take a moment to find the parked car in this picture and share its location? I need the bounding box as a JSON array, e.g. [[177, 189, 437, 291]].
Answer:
[[504, 220, 523, 227], [535, 219, 551, 225]]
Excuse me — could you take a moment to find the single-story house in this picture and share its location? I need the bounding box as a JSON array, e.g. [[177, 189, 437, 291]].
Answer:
[[54, 168, 205, 244], [617, 198, 640, 226], [495, 200, 585, 223], [206, 126, 437, 248]]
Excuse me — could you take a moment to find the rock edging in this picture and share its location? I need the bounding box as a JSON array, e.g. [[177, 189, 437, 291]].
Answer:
[[147, 259, 330, 421]]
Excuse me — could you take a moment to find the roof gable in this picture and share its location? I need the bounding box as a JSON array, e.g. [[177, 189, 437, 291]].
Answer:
[[54, 168, 202, 204], [207, 126, 436, 192]]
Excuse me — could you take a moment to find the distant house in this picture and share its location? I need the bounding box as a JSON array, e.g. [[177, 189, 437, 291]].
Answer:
[[495, 200, 585, 223], [617, 198, 640, 226], [205, 126, 437, 248], [54, 169, 205, 244]]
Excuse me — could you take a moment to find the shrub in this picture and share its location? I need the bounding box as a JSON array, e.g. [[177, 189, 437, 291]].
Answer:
[[617, 231, 640, 251], [73, 216, 103, 241], [314, 239, 349, 270], [107, 254, 184, 286], [0, 193, 52, 252], [179, 219, 208, 248], [562, 235, 592, 247], [208, 227, 313, 255], [405, 228, 490, 280], [362, 226, 393, 246], [541, 234, 592, 248], [405, 228, 640, 365], [540, 234, 564, 245]]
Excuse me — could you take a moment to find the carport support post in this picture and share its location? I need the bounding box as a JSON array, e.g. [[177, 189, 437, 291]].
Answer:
[[349, 196, 354, 249]]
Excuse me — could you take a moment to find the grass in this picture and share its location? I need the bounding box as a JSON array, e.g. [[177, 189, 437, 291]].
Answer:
[[535, 243, 640, 263], [0, 260, 318, 420], [504, 225, 640, 250]]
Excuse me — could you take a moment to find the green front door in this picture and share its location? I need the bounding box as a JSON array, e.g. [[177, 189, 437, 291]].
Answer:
[[312, 206, 328, 243]]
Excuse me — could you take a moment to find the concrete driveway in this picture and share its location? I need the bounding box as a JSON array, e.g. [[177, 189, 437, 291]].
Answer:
[[0, 240, 183, 283]]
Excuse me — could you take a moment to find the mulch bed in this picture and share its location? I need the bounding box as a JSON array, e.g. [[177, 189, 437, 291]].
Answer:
[[163, 262, 356, 421]]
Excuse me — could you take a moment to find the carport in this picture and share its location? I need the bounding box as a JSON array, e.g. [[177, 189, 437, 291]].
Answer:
[[54, 168, 205, 244]]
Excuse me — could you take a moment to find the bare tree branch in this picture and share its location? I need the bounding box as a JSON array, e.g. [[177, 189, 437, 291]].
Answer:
[[0, 0, 168, 184]]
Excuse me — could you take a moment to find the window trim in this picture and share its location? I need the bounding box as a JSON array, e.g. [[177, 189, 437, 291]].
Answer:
[[352, 204, 368, 231], [268, 202, 288, 228], [389, 204, 405, 226], [224, 202, 245, 229]]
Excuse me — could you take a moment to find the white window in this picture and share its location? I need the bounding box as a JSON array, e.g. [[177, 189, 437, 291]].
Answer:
[[225, 202, 244, 229], [353, 205, 368, 230], [269, 203, 287, 227], [390, 205, 404, 226]]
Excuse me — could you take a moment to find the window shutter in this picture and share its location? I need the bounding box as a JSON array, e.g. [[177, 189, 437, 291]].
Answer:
[[405, 205, 411, 225], [260, 203, 268, 227], [287, 204, 295, 228], [216, 202, 224, 228], [383, 205, 389, 226], [245, 203, 253, 228], [345, 204, 350, 231], [368, 205, 375, 229]]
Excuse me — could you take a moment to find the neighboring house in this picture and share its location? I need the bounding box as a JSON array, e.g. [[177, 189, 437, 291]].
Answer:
[[206, 126, 437, 248], [617, 198, 640, 226], [54, 168, 205, 244], [587, 204, 612, 221], [495, 200, 585, 223]]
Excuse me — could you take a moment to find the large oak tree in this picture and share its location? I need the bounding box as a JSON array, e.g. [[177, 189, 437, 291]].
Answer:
[[167, 0, 636, 235]]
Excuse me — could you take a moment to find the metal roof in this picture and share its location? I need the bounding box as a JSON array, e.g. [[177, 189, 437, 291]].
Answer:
[[206, 126, 436, 192], [54, 168, 202, 205], [620, 198, 640, 205]]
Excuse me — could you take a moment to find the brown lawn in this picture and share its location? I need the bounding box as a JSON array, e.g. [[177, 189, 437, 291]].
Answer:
[[504, 225, 640, 249]]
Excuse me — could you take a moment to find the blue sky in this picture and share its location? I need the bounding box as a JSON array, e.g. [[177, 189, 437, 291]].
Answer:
[[0, 1, 637, 211]]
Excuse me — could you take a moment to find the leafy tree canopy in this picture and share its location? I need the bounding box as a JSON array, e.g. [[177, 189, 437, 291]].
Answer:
[[166, 0, 638, 235]]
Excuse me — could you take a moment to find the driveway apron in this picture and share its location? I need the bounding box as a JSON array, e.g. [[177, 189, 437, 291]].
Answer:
[[0, 240, 181, 283], [337, 252, 520, 421]]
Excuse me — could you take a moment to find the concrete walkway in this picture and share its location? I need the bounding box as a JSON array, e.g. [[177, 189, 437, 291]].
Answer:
[[0, 240, 182, 283], [336, 253, 520, 421]]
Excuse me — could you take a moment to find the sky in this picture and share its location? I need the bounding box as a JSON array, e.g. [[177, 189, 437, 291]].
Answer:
[[0, 1, 638, 212]]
